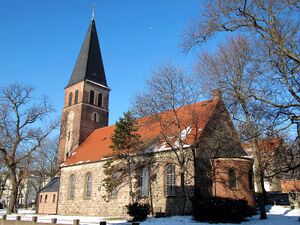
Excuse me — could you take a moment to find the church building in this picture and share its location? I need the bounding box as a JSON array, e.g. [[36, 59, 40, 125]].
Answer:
[[38, 17, 255, 216]]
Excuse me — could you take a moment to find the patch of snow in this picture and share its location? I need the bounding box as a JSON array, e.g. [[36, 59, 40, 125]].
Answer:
[[180, 127, 192, 140], [1, 205, 299, 225]]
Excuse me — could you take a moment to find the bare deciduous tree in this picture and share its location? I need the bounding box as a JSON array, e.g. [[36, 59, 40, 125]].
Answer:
[[0, 83, 57, 213], [133, 63, 203, 215], [182, 0, 300, 150], [195, 36, 282, 219]]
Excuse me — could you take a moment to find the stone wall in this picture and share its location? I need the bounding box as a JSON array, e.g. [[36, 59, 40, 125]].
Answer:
[[58, 151, 195, 216], [58, 150, 255, 216]]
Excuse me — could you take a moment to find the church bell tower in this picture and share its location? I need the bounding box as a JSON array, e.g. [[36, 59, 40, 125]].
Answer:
[[57, 17, 109, 165]]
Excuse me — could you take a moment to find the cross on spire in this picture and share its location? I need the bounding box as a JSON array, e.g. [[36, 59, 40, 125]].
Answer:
[[91, 4, 95, 20]]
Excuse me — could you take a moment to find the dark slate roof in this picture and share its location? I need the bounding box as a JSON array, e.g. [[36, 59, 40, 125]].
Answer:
[[67, 19, 107, 87], [39, 177, 59, 193]]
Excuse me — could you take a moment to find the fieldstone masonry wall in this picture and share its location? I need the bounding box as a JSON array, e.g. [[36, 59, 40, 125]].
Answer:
[[58, 150, 254, 216], [58, 151, 195, 216]]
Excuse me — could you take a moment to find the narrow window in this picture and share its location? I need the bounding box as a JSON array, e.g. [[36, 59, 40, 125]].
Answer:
[[40, 195, 43, 203], [89, 90, 95, 104], [74, 90, 79, 104], [68, 92, 73, 106], [85, 173, 92, 198], [45, 194, 48, 203], [141, 167, 149, 197], [166, 164, 175, 196], [229, 168, 237, 189], [248, 169, 254, 190], [69, 174, 75, 199], [98, 93, 103, 107], [52, 194, 56, 203], [94, 113, 97, 122]]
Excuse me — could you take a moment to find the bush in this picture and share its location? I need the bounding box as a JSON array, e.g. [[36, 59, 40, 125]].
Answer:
[[126, 202, 150, 221], [193, 197, 255, 223]]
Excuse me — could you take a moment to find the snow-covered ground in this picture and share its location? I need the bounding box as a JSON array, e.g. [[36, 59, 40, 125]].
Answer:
[[0, 205, 299, 225]]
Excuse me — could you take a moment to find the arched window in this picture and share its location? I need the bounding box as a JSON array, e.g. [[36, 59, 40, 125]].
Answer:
[[68, 174, 75, 199], [98, 93, 103, 107], [229, 168, 237, 189], [45, 194, 48, 203], [141, 167, 149, 197], [68, 92, 73, 106], [248, 169, 254, 190], [89, 90, 95, 104], [166, 164, 175, 196], [40, 195, 43, 203], [74, 90, 79, 104], [85, 172, 92, 198], [91, 112, 99, 122]]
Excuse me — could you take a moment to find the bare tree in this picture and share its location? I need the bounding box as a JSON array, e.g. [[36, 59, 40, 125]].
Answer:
[[31, 136, 59, 179], [0, 83, 57, 213], [182, 0, 300, 150], [262, 136, 300, 181], [133, 63, 203, 215], [195, 36, 284, 219]]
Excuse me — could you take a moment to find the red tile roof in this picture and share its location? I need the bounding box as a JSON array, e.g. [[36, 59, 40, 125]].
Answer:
[[242, 138, 282, 157], [61, 97, 220, 167]]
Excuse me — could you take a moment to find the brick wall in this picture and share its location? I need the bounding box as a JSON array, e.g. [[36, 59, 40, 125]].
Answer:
[[37, 192, 58, 214], [213, 158, 255, 207], [57, 81, 109, 165]]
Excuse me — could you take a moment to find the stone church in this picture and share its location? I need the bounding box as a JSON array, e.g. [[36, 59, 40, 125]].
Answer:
[[38, 17, 255, 216]]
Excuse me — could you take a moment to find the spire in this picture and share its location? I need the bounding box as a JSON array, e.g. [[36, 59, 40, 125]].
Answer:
[[67, 18, 107, 88]]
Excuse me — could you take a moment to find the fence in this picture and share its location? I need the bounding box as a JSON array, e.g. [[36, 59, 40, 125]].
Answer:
[[0, 215, 140, 225]]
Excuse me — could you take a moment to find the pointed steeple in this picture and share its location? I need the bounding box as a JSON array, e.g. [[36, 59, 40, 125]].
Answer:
[[67, 18, 107, 87]]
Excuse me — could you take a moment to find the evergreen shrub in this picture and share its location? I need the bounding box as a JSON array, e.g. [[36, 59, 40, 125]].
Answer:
[[193, 197, 255, 223], [126, 202, 150, 221]]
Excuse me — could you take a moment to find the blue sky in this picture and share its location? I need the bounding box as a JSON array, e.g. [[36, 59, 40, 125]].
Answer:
[[0, 0, 218, 124]]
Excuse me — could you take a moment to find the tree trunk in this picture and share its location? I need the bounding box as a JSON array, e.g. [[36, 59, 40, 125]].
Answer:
[[251, 142, 267, 219], [180, 167, 186, 215], [7, 165, 18, 214], [149, 176, 154, 215], [244, 107, 267, 220]]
